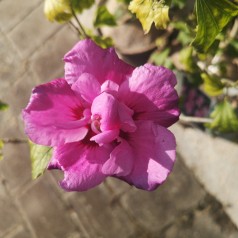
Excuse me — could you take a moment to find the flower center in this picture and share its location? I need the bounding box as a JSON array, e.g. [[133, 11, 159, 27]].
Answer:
[[72, 106, 84, 120], [91, 114, 101, 134]]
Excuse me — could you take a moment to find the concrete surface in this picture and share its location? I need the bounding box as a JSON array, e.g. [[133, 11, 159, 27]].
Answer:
[[172, 124, 238, 229]]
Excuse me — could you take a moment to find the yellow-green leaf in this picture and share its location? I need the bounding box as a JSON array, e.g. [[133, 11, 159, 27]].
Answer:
[[91, 35, 114, 49], [0, 140, 4, 161], [30, 142, 52, 179], [0, 101, 8, 111], [179, 46, 199, 73], [44, 0, 95, 23], [202, 73, 224, 96], [129, 0, 171, 34], [207, 99, 238, 133], [94, 6, 117, 28], [192, 0, 238, 53], [150, 48, 173, 69], [44, 0, 73, 23], [172, 0, 186, 9]]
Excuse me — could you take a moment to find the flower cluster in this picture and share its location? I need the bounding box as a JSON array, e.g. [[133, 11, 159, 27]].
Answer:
[[23, 39, 179, 191]]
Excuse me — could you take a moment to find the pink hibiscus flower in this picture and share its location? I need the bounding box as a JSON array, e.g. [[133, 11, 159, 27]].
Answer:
[[23, 39, 180, 191]]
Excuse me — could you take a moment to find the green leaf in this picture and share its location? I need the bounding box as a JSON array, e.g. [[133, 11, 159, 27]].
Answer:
[[0, 101, 8, 111], [129, 0, 171, 34], [179, 46, 199, 73], [71, 0, 95, 13], [202, 73, 224, 96], [172, 21, 193, 45], [172, 0, 186, 9], [150, 48, 173, 68], [94, 6, 117, 28], [90, 35, 114, 49], [30, 142, 52, 179], [44, 0, 73, 23], [208, 99, 238, 133], [0, 140, 4, 161], [192, 0, 238, 53], [151, 48, 169, 64]]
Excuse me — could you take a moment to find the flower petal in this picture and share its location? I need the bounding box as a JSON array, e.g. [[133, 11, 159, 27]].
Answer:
[[64, 39, 134, 85], [71, 73, 100, 105], [22, 78, 89, 146], [118, 102, 136, 132], [118, 64, 180, 127], [90, 129, 119, 146], [119, 121, 176, 191], [48, 154, 61, 170], [52, 142, 112, 191], [91, 92, 120, 131], [101, 80, 119, 95], [102, 140, 134, 176]]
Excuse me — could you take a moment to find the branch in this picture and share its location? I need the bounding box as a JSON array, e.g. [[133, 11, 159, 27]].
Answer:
[[179, 114, 213, 124]]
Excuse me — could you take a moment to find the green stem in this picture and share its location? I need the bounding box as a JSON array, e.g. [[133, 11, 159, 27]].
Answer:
[[68, 21, 83, 37], [179, 114, 213, 124], [70, 7, 88, 39], [1, 138, 28, 143]]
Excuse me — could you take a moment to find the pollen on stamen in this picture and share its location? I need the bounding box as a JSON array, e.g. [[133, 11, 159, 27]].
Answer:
[[91, 114, 101, 134]]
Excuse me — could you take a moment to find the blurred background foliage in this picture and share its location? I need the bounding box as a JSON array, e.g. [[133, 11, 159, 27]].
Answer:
[[43, 0, 238, 134]]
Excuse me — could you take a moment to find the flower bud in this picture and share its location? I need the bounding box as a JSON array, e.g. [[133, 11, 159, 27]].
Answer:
[[44, 0, 72, 23]]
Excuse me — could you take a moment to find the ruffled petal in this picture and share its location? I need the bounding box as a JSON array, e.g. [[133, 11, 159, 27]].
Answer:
[[90, 129, 119, 146], [64, 39, 134, 85], [102, 140, 134, 176], [118, 102, 136, 132], [52, 142, 112, 191], [71, 73, 100, 105], [22, 78, 89, 146], [91, 92, 120, 131], [48, 155, 61, 170], [118, 64, 180, 127], [119, 121, 176, 191], [101, 80, 119, 95]]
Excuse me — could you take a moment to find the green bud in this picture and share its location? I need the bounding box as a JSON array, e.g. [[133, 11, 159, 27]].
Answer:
[[44, 0, 73, 23]]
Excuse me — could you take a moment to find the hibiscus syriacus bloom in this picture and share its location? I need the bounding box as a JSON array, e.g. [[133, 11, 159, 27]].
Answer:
[[23, 39, 179, 191]]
